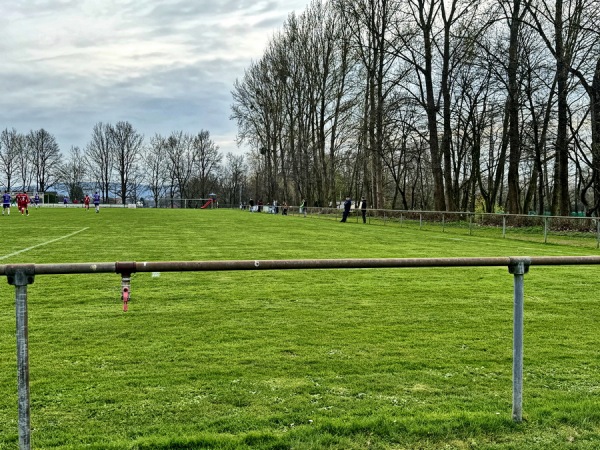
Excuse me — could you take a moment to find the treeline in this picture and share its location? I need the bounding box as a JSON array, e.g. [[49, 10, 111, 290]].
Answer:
[[231, 0, 600, 215], [0, 123, 247, 207]]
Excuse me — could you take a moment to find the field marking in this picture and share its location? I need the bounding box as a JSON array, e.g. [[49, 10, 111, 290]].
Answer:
[[0, 227, 89, 261]]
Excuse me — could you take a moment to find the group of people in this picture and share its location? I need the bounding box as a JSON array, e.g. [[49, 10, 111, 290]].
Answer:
[[246, 198, 290, 215], [2, 191, 102, 215], [243, 195, 368, 223], [340, 196, 368, 223], [2, 191, 41, 216], [82, 192, 102, 212]]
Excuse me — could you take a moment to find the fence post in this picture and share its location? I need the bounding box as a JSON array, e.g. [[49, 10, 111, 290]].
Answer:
[[469, 213, 473, 236], [544, 217, 548, 244], [503, 216, 507, 238], [6, 265, 36, 450], [508, 259, 529, 422]]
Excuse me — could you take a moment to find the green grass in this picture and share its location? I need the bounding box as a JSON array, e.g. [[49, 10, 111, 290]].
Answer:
[[1, 208, 600, 449]]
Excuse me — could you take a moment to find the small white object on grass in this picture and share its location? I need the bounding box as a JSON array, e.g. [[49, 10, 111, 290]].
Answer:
[[152, 272, 161, 278]]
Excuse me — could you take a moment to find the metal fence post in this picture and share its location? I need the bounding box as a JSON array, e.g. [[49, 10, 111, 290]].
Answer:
[[6, 265, 36, 450], [508, 259, 529, 422]]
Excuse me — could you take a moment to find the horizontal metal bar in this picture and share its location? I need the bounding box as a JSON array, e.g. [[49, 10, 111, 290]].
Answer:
[[2, 255, 600, 276]]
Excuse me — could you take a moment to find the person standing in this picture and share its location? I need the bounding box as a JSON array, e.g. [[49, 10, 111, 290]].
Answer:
[[63, 196, 69, 207], [360, 196, 367, 223], [248, 198, 255, 212], [34, 193, 40, 208], [2, 191, 11, 215], [16, 191, 30, 216], [84, 194, 91, 211], [300, 198, 307, 217], [340, 196, 351, 222], [93, 191, 101, 213], [282, 201, 288, 216]]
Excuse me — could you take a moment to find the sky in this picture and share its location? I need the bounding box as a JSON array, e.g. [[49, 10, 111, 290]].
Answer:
[[1, 0, 312, 157]]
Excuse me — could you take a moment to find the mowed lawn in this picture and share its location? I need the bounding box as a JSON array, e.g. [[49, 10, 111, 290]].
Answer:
[[1, 207, 600, 449]]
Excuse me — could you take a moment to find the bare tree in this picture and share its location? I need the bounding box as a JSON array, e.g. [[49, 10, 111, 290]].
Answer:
[[86, 122, 114, 202], [524, 0, 598, 214], [27, 128, 61, 193], [144, 134, 169, 207], [17, 134, 34, 191], [0, 128, 23, 191], [219, 152, 247, 206], [164, 131, 196, 207], [110, 121, 143, 204], [57, 146, 87, 201], [190, 130, 222, 198], [336, 0, 406, 209]]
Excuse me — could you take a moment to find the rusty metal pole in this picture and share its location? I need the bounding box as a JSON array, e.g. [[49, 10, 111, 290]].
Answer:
[[6, 265, 35, 450], [116, 262, 136, 312], [509, 259, 529, 422]]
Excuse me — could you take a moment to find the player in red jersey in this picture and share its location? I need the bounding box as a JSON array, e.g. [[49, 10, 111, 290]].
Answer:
[[84, 194, 91, 211], [15, 191, 30, 216]]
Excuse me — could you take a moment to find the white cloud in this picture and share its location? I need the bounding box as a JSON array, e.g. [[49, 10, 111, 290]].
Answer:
[[0, 0, 312, 155]]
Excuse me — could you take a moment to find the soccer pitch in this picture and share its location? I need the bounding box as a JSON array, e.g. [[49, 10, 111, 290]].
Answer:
[[1, 208, 600, 449]]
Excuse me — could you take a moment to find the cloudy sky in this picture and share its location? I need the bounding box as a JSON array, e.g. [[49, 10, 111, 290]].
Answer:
[[1, 0, 311, 156]]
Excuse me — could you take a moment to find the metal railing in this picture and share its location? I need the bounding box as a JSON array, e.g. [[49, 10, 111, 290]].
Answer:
[[267, 207, 600, 247], [3, 256, 600, 449]]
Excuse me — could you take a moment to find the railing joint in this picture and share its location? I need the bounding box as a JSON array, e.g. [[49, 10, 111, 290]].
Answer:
[[5, 265, 36, 287], [508, 258, 530, 275]]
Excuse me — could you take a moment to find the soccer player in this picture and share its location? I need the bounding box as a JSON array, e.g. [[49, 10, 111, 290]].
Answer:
[[33, 193, 40, 208], [84, 194, 90, 211], [2, 191, 10, 215], [93, 191, 101, 213], [15, 191, 30, 216]]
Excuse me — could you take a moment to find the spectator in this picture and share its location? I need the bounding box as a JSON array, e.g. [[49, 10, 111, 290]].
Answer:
[[340, 197, 351, 222], [360, 196, 367, 223]]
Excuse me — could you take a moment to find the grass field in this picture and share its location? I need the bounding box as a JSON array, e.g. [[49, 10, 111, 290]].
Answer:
[[1, 207, 600, 449]]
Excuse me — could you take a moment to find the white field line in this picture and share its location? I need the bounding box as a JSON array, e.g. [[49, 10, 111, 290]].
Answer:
[[0, 227, 89, 261]]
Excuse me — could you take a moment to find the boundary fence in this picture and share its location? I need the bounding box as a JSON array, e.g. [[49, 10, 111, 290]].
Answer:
[[3, 256, 600, 449], [255, 206, 600, 248]]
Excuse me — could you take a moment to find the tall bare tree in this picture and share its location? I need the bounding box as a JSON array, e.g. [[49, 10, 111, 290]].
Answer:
[[190, 130, 222, 198], [219, 152, 247, 206], [27, 128, 61, 193], [57, 146, 87, 201], [86, 122, 114, 202], [110, 121, 143, 205], [0, 128, 23, 191], [145, 134, 169, 207], [164, 131, 197, 207]]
